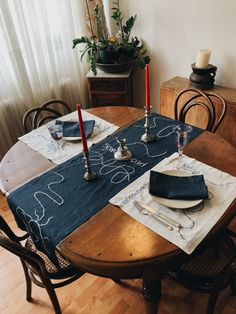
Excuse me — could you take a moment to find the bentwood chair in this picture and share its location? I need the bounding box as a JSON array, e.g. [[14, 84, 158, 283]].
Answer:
[[23, 99, 71, 133], [40, 99, 71, 114], [0, 215, 84, 314], [168, 231, 236, 314], [174, 88, 227, 132]]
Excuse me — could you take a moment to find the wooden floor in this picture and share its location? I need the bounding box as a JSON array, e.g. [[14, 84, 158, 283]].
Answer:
[[0, 194, 235, 314]]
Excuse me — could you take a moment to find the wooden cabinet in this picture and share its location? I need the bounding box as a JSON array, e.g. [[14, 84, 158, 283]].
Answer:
[[160, 76, 236, 147], [87, 68, 133, 107]]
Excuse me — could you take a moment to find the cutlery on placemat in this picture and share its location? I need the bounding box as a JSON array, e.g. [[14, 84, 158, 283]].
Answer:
[[133, 201, 174, 231], [134, 201, 182, 229]]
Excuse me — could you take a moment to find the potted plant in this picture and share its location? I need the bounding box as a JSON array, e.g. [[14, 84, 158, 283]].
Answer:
[[73, 0, 150, 75]]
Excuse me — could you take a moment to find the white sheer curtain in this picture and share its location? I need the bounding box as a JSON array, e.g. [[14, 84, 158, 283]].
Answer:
[[0, 0, 90, 158]]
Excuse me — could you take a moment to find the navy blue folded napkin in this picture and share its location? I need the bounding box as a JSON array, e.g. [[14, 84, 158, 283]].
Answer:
[[149, 170, 208, 200], [56, 120, 95, 137]]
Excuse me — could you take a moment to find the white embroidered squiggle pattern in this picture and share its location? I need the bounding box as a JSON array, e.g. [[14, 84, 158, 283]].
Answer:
[[133, 115, 173, 129], [126, 141, 167, 157], [150, 116, 174, 130], [132, 115, 177, 138], [90, 152, 135, 184], [16, 172, 64, 254], [156, 124, 176, 138], [89, 141, 167, 184]]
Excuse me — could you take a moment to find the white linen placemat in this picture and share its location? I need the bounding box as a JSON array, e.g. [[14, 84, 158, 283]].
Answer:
[[19, 110, 119, 164], [109, 152, 236, 254]]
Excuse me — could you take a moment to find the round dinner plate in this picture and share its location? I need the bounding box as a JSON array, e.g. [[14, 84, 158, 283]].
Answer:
[[62, 136, 81, 141], [152, 169, 203, 209]]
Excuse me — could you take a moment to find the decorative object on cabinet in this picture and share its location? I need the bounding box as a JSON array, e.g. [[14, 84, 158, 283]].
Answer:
[[190, 64, 217, 90], [189, 49, 217, 89], [86, 68, 133, 107], [72, 0, 150, 75], [160, 77, 236, 147]]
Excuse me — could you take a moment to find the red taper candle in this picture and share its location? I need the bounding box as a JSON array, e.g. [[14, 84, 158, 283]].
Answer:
[[76, 104, 88, 152], [145, 64, 150, 108]]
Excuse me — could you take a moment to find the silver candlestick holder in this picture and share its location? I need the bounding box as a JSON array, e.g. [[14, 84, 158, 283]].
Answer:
[[83, 150, 96, 181], [114, 138, 132, 161], [141, 106, 154, 142]]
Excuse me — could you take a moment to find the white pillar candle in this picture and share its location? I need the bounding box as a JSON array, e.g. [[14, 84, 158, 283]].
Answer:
[[195, 49, 211, 68]]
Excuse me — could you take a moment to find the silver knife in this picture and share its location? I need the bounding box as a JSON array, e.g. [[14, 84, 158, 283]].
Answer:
[[134, 201, 174, 231], [137, 201, 182, 228]]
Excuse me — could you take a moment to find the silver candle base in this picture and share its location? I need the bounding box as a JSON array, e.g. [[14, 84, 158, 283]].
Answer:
[[141, 106, 154, 142], [83, 151, 96, 181], [114, 138, 132, 161]]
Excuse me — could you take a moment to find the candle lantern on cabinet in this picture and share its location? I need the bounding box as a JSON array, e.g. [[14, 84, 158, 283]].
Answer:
[[190, 49, 217, 90]]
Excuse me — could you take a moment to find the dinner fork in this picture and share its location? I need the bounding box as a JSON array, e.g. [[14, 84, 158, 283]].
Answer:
[[133, 201, 174, 231]]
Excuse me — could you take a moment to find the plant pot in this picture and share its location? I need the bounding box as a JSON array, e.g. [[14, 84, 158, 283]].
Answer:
[[96, 60, 135, 73]]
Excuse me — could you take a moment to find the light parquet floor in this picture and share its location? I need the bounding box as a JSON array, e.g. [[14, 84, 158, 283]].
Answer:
[[0, 194, 236, 314]]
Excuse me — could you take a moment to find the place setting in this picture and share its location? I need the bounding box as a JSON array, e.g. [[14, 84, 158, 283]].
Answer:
[[145, 122, 207, 212], [109, 149, 236, 254], [18, 107, 119, 164]]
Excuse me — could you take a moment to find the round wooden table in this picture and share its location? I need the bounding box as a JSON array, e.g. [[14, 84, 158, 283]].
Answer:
[[1, 106, 236, 308]]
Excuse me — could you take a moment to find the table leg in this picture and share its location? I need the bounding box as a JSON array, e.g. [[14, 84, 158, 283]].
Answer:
[[142, 279, 161, 302], [142, 267, 166, 312]]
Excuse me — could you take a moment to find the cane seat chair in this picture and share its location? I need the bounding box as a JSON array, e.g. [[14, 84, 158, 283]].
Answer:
[[23, 99, 71, 133], [168, 231, 236, 314], [0, 215, 84, 314], [174, 88, 227, 132]]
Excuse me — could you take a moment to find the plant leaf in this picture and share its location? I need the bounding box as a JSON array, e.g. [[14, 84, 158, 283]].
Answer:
[[123, 15, 136, 35]]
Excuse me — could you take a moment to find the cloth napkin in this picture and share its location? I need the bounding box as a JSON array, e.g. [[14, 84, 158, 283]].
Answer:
[[149, 170, 208, 200], [56, 120, 95, 137]]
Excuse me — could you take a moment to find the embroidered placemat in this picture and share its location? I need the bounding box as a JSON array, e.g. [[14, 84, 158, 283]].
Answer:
[[109, 152, 236, 254], [19, 110, 119, 164]]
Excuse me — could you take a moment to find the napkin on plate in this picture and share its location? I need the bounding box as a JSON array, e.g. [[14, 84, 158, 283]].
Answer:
[[56, 120, 95, 138], [149, 170, 208, 200]]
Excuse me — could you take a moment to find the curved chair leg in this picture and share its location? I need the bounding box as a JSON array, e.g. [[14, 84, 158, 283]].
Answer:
[[207, 289, 220, 314], [20, 259, 32, 302], [40, 276, 61, 314], [230, 276, 236, 295]]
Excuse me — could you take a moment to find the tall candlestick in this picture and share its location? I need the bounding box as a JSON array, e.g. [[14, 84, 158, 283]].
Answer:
[[195, 49, 211, 68], [145, 64, 150, 108], [76, 104, 88, 152]]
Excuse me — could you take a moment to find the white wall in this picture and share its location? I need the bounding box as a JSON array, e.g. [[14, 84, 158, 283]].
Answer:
[[119, 0, 236, 111]]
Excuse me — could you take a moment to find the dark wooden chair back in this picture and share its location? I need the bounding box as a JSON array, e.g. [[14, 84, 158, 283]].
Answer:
[[23, 107, 62, 133], [40, 99, 71, 114], [0, 215, 83, 314], [174, 88, 227, 132], [23, 99, 71, 133]]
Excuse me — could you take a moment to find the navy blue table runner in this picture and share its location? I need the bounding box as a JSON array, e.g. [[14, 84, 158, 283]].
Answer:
[[7, 114, 203, 263]]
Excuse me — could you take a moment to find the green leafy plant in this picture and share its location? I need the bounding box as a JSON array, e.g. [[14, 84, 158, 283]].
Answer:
[[73, 0, 150, 75]]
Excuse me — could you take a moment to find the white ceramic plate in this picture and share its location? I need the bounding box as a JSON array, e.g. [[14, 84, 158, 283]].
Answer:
[[62, 136, 81, 142], [152, 170, 203, 209]]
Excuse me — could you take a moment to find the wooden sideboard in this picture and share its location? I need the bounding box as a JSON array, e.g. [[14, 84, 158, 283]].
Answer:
[[87, 68, 133, 107], [160, 76, 236, 147]]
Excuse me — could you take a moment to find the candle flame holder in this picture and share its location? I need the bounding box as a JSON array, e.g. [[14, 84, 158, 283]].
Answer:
[[83, 150, 96, 181], [141, 106, 154, 142]]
